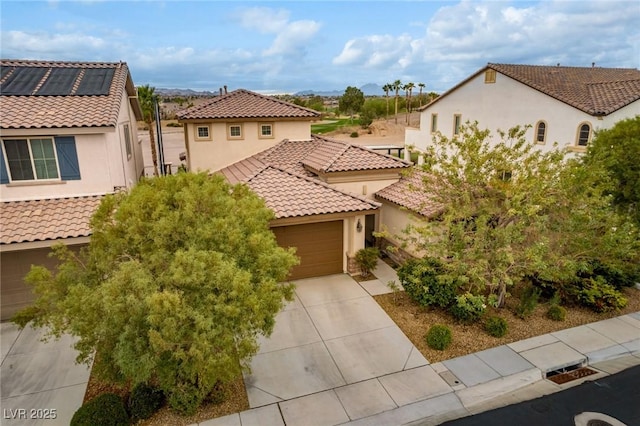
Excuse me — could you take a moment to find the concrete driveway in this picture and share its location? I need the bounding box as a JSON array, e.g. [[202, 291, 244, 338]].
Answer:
[[0, 322, 90, 426], [242, 272, 451, 424]]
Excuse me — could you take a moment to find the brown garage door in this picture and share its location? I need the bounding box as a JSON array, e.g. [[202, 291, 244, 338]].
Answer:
[[273, 220, 343, 280]]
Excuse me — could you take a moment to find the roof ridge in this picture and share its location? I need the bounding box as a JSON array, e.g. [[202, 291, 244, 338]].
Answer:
[[311, 134, 412, 168], [2, 194, 106, 204]]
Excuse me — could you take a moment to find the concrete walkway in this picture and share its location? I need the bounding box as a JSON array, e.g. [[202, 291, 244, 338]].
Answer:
[[1, 322, 90, 426], [195, 260, 640, 426]]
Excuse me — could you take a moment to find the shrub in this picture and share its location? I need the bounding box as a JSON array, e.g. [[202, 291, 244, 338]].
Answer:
[[515, 286, 541, 319], [396, 258, 458, 308], [449, 293, 486, 324], [575, 277, 627, 312], [166, 122, 183, 128], [350, 131, 359, 138], [588, 259, 640, 289], [71, 393, 129, 426], [425, 324, 452, 350], [128, 383, 165, 422], [485, 316, 508, 337], [355, 247, 379, 277], [546, 305, 567, 321]]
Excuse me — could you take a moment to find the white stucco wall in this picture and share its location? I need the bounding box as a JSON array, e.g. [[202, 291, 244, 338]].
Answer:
[[406, 71, 640, 154], [186, 120, 313, 172], [330, 178, 400, 201], [378, 202, 426, 257]]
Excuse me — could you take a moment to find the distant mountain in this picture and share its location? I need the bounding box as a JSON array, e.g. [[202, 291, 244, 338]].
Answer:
[[295, 83, 384, 97], [155, 88, 217, 97]]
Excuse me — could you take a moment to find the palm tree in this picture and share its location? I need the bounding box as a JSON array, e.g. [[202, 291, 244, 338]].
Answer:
[[404, 82, 415, 124], [138, 85, 159, 176], [418, 83, 425, 107], [383, 83, 391, 119], [392, 80, 402, 124]]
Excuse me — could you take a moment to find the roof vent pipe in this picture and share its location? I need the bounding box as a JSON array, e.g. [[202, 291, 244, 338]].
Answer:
[[224, 85, 228, 94], [592, 62, 595, 68], [219, 87, 223, 96]]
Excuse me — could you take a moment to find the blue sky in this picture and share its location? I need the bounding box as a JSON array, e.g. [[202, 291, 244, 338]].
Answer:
[[1, 1, 639, 94]]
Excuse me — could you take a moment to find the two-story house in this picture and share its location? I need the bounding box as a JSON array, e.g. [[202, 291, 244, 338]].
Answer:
[[0, 59, 143, 320], [178, 90, 411, 279], [405, 64, 640, 155]]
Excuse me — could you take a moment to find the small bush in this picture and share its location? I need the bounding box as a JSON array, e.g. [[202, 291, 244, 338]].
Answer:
[[485, 316, 508, 337], [449, 293, 486, 324], [355, 247, 379, 277], [515, 286, 541, 319], [350, 131, 359, 138], [166, 122, 183, 128], [71, 393, 129, 426], [396, 258, 458, 308], [575, 277, 627, 312], [546, 305, 567, 321], [128, 383, 165, 422], [425, 324, 452, 350]]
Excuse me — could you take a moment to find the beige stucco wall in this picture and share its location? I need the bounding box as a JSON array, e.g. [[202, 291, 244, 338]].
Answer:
[[185, 120, 313, 173], [406, 71, 640, 155], [378, 201, 427, 257], [330, 178, 400, 201]]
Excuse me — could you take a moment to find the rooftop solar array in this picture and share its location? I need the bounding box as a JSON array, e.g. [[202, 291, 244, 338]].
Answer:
[[1, 66, 114, 96]]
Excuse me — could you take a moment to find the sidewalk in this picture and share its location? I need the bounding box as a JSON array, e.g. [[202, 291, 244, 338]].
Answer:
[[195, 260, 640, 426]]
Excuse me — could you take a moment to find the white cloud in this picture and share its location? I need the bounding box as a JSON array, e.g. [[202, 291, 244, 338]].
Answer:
[[263, 19, 322, 57], [1, 30, 107, 59], [333, 34, 414, 69], [235, 7, 290, 34]]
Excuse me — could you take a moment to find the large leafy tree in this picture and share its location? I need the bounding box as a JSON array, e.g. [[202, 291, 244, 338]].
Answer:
[[583, 116, 640, 225], [138, 84, 160, 176], [338, 86, 365, 120], [15, 173, 298, 414], [408, 122, 639, 307]]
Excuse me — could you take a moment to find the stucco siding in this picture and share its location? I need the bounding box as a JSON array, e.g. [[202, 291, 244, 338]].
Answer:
[[330, 178, 400, 201]]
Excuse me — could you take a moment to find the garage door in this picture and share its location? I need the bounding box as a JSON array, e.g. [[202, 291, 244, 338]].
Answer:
[[273, 220, 343, 280]]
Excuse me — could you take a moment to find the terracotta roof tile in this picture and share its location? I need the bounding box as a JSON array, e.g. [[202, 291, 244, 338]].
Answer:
[[489, 64, 640, 115], [247, 167, 379, 219], [0, 59, 140, 129], [1, 195, 103, 244], [375, 169, 442, 217], [177, 89, 321, 120]]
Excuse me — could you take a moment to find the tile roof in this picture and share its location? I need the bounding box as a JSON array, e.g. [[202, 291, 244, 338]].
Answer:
[[489, 64, 640, 115], [0, 60, 142, 129], [375, 169, 442, 217], [244, 166, 379, 219], [177, 89, 321, 120], [303, 135, 411, 173], [1, 195, 103, 245]]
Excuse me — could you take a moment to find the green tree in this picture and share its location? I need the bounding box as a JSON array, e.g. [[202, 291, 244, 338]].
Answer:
[[14, 173, 298, 415], [307, 95, 325, 112], [138, 85, 160, 176], [338, 86, 365, 120], [583, 116, 640, 225], [404, 82, 415, 124], [418, 83, 425, 107], [383, 83, 392, 119]]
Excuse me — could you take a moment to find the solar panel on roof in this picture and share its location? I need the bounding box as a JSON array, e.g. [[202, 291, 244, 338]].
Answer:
[[36, 67, 81, 96], [1, 66, 14, 81], [75, 68, 115, 95], [0, 67, 48, 95]]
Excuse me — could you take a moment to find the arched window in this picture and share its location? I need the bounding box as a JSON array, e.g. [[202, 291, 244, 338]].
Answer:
[[535, 121, 546, 144], [577, 123, 591, 146]]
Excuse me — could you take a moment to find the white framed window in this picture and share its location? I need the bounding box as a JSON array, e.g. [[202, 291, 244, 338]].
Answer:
[[576, 123, 591, 146], [195, 125, 210, 141], [430, 114, 438, 133], [453, 114, 462, 136], [123, 123, 132, 159], [535, 121, 547, 144], [227, 124, 243, 140], [259, 123, 274, 139], [2, 138, 60, 181]]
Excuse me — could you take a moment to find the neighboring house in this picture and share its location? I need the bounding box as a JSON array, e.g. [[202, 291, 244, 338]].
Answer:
[[0, 59, 143, 320], [218, 136, 410, 279], [406, 63, 640, 155], [177, 89, 321, 173]]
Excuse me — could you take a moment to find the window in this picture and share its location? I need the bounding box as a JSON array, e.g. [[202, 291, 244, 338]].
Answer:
[[123, 124, 132, 159], [259, 123, 274, 139], [484, 69, 497, 83], [576, 123, 591, 146], [227, 124, 243, 140], [453, 114, 462, 136], [2, 138, 59, 181], [535, 121, 547, 144], [430, 114, 438, 133], [196, 125, 210, 140]]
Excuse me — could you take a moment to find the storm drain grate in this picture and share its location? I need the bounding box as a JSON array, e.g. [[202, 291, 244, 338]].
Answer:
[[546, 365, 598, 384]]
